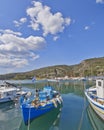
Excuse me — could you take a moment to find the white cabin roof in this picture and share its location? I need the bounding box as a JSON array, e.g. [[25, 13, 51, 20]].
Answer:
[[0, 87, 17, 93]]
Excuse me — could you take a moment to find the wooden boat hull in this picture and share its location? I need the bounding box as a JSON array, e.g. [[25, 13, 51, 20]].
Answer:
[[21, 102, 62, 125], [19, 103, 61, 130], [85, 90, 104, 120]]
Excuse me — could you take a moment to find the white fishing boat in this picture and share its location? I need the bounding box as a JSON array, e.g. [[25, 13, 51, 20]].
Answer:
[[0, 81, 26, 103], [0, 87, 17, 103], [85, 79, 104, 120]]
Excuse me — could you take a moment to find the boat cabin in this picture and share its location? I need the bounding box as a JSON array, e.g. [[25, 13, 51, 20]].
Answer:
[[0, 87, 17, 99], [96, 79, 104, 99]]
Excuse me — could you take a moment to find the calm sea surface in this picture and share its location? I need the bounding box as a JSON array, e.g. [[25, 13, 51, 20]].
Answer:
[[0, 80, 104, 130]]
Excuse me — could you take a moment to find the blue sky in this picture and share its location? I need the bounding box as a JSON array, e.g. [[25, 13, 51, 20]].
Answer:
[[0, 0, 104, 74]]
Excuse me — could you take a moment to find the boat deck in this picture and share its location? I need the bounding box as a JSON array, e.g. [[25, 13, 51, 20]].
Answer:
[[87, 91, 104, 105]]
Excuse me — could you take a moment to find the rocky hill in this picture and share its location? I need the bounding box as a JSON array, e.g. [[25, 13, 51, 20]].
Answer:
[[0, 57, 104, 80]]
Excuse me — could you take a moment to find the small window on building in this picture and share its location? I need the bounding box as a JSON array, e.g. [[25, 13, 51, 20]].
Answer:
[[98, 81, 102, 86]]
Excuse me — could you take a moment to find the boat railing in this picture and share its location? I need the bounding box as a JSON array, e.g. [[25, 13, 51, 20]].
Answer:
[[87, 91, 104, 104], [21, 91, 62, 108]]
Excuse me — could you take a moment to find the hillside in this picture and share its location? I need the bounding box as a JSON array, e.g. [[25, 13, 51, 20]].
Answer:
[[0, 57, 104, 80]]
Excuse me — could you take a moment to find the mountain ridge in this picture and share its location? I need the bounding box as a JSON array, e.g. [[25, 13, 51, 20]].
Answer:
[[0, 57, 104, 80]]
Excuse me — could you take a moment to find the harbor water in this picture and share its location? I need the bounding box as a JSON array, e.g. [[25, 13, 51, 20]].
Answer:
[[0, 80, 104, 130]]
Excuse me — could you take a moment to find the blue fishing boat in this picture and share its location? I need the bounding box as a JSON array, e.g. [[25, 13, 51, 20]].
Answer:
[[20, 86, 63, 125], [19, 101, 61, 130]]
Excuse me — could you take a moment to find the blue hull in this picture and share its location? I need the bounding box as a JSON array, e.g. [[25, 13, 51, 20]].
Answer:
[[19, 103, 62, 130], [21, 86, 63, 125], [22, 103, 56, 125]]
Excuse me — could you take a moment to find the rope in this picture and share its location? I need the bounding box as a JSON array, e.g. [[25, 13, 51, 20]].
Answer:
[[78, 81, 87, 130], [27, 106, 31, 130]]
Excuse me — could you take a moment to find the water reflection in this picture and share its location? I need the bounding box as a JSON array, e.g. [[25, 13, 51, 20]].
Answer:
[[19, 105, 61, 130], [0, 80, 97, 130], [0, 102, 21, 130], [87, 105, 104, 130], [22, 80, 86, 97]]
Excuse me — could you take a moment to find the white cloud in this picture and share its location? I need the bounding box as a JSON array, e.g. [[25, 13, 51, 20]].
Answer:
[[26, 1, 71, 36], [96, 0, 104, 3], [20, 17, 27, 23], [53, 36, 59, 41], [84, 26, 90, 30], [13, 17, 27, 27], [0, 29, 46, 68], [0, 29, 22, 36], [0, 54, 28, 68]]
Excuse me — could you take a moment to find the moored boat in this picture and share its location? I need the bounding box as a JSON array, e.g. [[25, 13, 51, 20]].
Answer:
[[19, 102, 61, 130], [0, 86, 17, 103], [0, 81, 27, 103], [85, 79, 104, 120], [20, 86, 63, 125]]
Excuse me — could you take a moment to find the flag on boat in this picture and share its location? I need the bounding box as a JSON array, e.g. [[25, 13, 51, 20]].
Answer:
[[32, 76, 36, 82]]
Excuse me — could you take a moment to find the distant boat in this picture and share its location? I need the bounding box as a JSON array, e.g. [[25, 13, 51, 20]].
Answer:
[[0, 81, 26, 103], [85, 79, 104, 120], [47, 79, 59, 82], [20, 86, 63, 125]]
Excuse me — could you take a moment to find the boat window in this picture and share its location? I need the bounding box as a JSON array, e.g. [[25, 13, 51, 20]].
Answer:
[[98, 81, 102, 86]]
